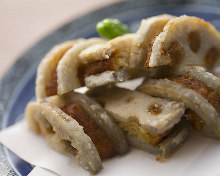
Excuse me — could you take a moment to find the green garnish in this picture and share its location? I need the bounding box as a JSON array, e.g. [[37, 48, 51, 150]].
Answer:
[[96, 19, 131, 39]]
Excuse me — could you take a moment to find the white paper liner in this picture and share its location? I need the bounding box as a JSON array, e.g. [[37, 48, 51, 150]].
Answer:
[[1, 120, 220, 176]]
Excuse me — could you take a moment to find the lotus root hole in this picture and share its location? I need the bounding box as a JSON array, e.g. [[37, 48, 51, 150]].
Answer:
[[126, 97, 134, 103], [148, 103, 162, 115], [167, 41, 183, 65], [188, 31, 200, 52], [205, 47, 219, 67]]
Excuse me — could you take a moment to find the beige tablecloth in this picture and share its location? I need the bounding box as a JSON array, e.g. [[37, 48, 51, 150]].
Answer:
[[0, 0, 121, 78]]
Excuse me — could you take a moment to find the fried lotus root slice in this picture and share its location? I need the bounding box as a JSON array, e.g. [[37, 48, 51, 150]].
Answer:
[[88, 86, 187, 159], [25, 101, 102, 174], [146, 15, 220, 67], [56, 38, 107, 95], [36, 39, 83, 100], [79, 34, 136, 88], [130, 14, 175, 68], [138, 78, 220, 138], [142, 65, 220, 95], [88, 86, 185, 144], [49, 92, 129, 155], [88, 86, 184, 134], [164, 66, 220, 96]]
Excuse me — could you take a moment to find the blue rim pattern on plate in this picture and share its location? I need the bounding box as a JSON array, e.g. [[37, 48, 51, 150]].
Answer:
[[1, 0, 220, 175]]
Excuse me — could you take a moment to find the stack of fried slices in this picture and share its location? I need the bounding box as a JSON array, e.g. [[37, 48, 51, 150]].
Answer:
[[25, 14, 220, 174]]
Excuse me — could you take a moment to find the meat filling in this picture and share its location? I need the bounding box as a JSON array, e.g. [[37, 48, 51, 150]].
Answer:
[[170, 75, 220, 116], [84, 59, 115, 76], [77, 58, 115, 86], [61, 103, 115, 160], [46, 59, 115, 96], [46, 68, 58, 97]]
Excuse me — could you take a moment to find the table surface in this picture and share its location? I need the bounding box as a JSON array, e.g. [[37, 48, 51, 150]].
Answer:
[[0, 0, 122, 79]]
